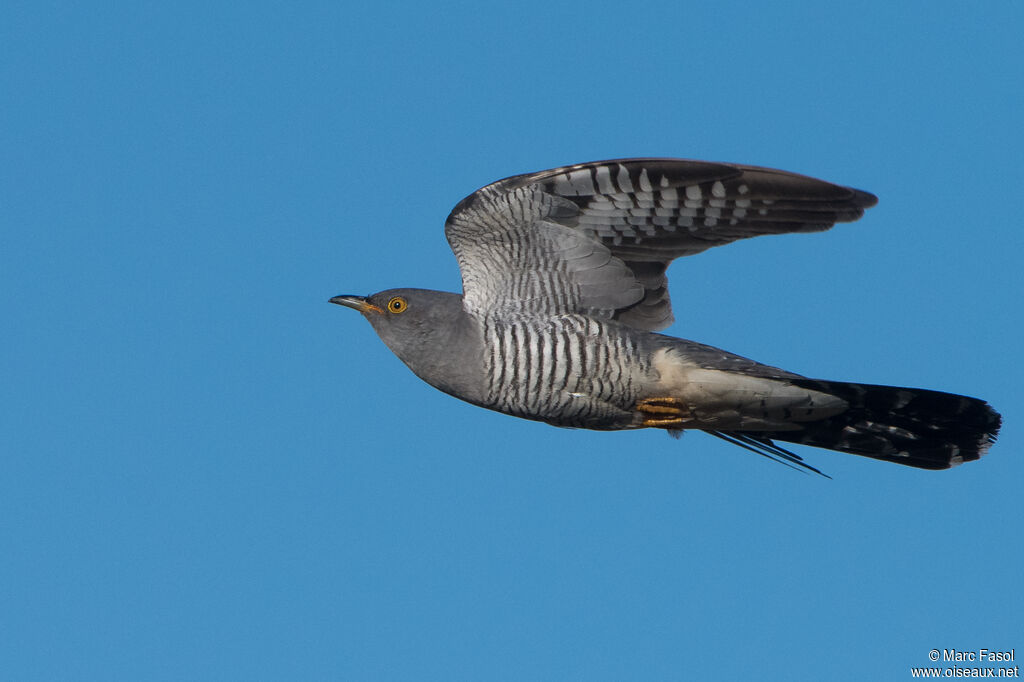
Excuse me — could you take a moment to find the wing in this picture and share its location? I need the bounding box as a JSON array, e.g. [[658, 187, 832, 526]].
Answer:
[[444, 158, 877, 330]]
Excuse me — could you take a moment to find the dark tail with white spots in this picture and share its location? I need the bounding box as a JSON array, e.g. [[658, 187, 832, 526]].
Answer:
[[723, 380, 1001, 472]]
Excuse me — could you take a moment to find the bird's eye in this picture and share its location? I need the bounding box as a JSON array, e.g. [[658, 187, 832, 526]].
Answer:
[[387, 296, 408, 314]]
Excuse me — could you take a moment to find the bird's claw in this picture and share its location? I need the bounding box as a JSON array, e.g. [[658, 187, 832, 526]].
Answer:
[[636, 397, 691, 428]]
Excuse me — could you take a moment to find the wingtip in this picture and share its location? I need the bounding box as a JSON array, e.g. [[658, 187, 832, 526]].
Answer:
[[852, 188, 879, 209]]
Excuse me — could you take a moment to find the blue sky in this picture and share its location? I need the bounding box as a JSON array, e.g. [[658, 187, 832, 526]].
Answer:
[[2, 2, 1021, 680]]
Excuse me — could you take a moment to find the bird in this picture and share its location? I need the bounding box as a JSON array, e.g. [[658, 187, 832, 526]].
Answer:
[[330, 158, 1001, 475]]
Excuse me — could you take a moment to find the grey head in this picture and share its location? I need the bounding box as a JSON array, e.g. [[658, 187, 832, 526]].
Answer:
[[329, 288, 484, 403]]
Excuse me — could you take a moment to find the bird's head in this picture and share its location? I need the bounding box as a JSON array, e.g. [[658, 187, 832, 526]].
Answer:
[[329, 288, 467, 364], [330, 287, 483, 402]]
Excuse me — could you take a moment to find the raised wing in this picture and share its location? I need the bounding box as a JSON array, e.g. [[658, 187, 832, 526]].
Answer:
[[445, 159, 877, 330]]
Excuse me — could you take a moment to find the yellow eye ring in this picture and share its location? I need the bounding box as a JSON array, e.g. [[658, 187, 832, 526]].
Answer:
[[386, 296, 408, 314]]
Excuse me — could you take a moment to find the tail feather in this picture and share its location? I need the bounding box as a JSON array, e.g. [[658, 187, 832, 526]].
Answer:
[[734, 379, 1001, 470], [710, 431, 830, 478]]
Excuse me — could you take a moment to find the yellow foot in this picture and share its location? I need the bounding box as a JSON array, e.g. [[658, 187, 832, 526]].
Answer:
[[636, 397, 691, 428]]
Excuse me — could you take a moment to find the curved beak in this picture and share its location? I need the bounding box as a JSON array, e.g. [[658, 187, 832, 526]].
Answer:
[[329, 294, 384, 314]]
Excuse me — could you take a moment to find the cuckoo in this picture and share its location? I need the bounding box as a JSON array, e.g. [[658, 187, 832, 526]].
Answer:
[[330, 159, 1000, 474]]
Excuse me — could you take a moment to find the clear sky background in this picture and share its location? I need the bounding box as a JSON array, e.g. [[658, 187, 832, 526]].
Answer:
[[2, 2, 1021, 680]]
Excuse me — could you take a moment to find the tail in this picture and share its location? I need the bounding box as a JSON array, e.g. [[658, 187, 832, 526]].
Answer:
[[717, 379, 1001, 472]]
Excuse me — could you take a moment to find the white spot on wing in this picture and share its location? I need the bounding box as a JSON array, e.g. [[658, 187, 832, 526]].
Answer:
[[567, 169, 595, 195], [639, 169, 653, 192], [595, 166, 615, 194], [711, 181, 726, 198], [616, 165, 633, 193], [895, 390, 914, 409], [685, 185, 702, 200]]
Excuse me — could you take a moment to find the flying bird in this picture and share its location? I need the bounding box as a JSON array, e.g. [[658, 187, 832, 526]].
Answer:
[[331, 159, 1000, 475]]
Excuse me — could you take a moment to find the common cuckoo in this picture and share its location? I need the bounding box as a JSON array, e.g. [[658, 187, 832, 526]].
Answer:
[[331, 159, 1000, 474]]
